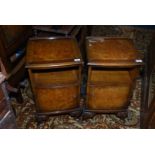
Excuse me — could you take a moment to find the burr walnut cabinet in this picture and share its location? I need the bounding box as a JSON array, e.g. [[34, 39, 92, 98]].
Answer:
[[85, 37, 144, 118], [26, 37, 83, 122]]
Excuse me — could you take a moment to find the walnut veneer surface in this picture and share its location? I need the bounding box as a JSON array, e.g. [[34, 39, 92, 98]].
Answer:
[[86, 37, 143, 67], [26, 37, 81, 65], [90, 70, 131, 84], [86, 37, 143, 115], [26, 37, 83, 120]]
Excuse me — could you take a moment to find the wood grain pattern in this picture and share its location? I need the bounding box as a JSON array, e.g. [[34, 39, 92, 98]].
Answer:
[[36, 86, 79, 112], [87, 85, 131, 110], [32, 68, 79, 86], [26, 37, 82, 64], [86, 37, 143, 67], [90, 70, 132, 84], [26, 37, 83, 121], [85, 37, 143, 117]]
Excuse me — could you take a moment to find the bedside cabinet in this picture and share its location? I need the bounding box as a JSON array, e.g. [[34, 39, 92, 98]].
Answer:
[[26, 37, 83, 122], [85, 37, 143, 118]]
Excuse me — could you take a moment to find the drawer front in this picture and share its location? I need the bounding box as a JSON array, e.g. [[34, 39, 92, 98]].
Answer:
[[35, 86, 79, 112], [33, 69, 79, 86], [87, 85, 131, 110]]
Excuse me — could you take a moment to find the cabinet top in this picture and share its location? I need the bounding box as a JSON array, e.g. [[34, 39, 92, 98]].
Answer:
[[26, 37, 83, 68], [86, 37, 143, 67]]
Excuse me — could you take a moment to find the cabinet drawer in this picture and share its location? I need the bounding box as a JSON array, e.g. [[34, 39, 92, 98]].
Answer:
[[90, 70, 131, 84], [32, 68, 79, 87], [35, 85, 79, 112], [87, 84, 131, 110]]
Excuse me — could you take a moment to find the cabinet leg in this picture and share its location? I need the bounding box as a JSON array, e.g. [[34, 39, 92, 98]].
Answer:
[[6, 84, 23, 104], [116, 111, 128, 119], [82, 111, 95, 119], [16, 89, 23, 104], [70, 110, 82, 117], [36, 114, 48, 125]]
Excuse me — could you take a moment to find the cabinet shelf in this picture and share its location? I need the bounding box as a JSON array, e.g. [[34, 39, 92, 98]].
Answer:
[[33, 69, 79, 86], [34, 82, 80, 89], [89, 70, 132, 85]]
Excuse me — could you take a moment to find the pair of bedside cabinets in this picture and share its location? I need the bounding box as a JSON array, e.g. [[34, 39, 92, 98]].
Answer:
[[26, 37, 143, 121]]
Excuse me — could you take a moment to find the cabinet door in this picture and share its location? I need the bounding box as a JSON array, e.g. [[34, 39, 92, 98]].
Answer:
[[87, 84, 131, 110], [29, 67, 81, 113], [35, 85, 79, 112]]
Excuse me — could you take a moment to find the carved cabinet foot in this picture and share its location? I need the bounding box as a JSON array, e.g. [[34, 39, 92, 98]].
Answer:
[[70, 110, 82, 117], [82, 111, 95, 119], [36, 114, 48, 124], [116, 111, 128, 119]]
